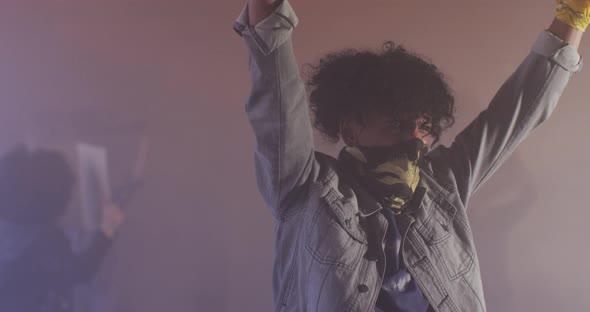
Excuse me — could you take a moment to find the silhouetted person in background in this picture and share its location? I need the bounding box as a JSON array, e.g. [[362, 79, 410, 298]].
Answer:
[[0, 145, 123, 312]]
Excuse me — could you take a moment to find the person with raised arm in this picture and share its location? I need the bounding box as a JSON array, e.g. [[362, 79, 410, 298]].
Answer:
[[234, 1, 585, 311], [0, 145, 124, 312]]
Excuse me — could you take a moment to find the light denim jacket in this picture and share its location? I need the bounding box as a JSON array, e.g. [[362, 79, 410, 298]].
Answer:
[[233, 1, 582, 311]]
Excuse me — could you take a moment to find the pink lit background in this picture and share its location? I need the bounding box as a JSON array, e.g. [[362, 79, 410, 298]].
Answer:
[[0, 0, 588, 311]]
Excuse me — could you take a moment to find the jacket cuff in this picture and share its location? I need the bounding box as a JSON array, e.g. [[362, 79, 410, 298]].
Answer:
[[533, 30, 583, 72], [232, 0, 298, 56]]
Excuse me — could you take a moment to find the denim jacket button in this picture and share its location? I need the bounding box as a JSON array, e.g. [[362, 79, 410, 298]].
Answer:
[[357, 284, 369, 293]]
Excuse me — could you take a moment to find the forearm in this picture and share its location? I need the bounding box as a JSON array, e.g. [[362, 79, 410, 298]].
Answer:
[[71, 233, 113, 283], [548, 18, 583, 51], [434, 31, 581, 205], [248, 0, 281, 26]]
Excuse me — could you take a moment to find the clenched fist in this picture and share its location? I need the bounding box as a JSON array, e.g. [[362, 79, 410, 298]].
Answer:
[[100, 202, 125, 238]]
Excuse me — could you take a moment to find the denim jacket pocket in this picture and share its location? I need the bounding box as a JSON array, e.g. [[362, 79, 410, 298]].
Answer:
[[305, 189, 367, 270], [417, 194, 474, 281]]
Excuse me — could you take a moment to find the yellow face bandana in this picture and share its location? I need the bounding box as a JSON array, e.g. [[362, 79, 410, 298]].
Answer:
[[342, 139, 428, 214]]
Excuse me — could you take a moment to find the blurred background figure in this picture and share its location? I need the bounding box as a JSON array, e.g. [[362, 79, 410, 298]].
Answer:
[[0, 145, 124, 312]]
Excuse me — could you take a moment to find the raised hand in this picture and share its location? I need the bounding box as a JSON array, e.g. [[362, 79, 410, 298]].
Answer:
[[556, 0, 590, 31], [100, 202, 125, 238]]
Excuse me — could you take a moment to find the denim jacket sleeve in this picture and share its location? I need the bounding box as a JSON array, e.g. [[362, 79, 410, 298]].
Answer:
[[428, 31, 583, 207], [234, 1, 315, 220]]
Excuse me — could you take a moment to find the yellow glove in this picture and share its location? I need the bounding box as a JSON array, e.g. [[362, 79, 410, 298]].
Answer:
[[556, 0, 590, 31]]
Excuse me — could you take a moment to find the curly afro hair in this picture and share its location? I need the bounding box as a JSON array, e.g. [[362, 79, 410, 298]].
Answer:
[[307, 42, 455, 145], [0, 145, 75, 224]]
